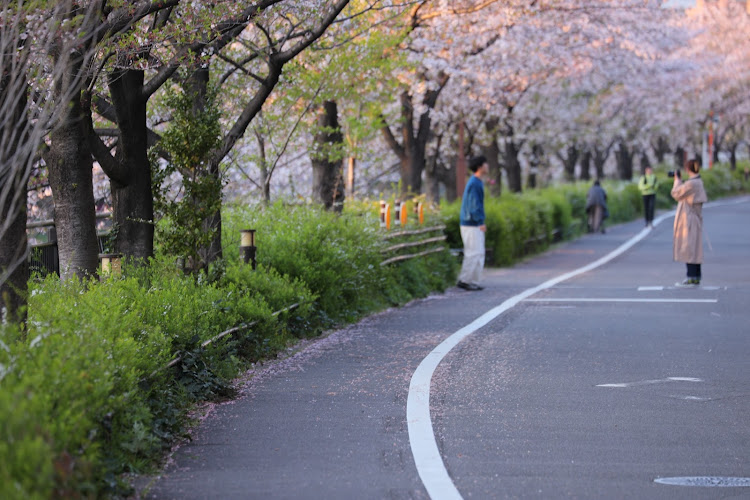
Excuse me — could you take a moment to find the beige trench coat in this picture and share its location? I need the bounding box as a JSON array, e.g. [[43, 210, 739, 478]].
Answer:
[[671, 176, 708, 263]]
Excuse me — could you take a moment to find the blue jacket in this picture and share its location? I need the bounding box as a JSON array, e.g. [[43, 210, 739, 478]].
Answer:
[[460, 175, 485, 226]]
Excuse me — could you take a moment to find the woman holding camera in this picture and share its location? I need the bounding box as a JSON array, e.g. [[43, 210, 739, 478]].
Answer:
[[671, 159, 708, 285]]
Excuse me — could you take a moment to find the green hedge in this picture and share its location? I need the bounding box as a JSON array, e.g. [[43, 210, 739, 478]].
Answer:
[[0, 203, 456, 498]]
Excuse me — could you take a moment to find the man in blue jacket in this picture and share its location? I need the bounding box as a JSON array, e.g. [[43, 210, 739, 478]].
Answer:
[[457, 155, 489, 291]]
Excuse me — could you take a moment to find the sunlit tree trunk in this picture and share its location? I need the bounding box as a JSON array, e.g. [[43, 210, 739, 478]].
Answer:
[[311, 100, 345, 211]]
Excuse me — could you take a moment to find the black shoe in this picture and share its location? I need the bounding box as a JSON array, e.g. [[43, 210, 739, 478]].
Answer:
[[457, 281, 483, 291], [677, 278, 700, 286]]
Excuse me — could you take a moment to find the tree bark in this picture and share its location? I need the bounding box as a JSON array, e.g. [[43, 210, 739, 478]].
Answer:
[[481, 134, 502, 197], [558, 145, 579, 182], [674, 146, 686, 169], [615, 141, 634, 180], [728, 142, 738, 170], [579, 149, 592, 181], [103, 67, 154, 261], [528, 143, 545, 189], [651, 136, 670, 164], [190, 66, 224, 267], [381, 73, 449, 196], [0, 77, 29, 323], [311, 100, 345, 211], [639, 151, 651, 174], [46, 90, 99, 280], [503, 138, 523, 193]]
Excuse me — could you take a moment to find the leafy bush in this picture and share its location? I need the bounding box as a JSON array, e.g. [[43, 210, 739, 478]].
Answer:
[[2, 201, 457, 498]]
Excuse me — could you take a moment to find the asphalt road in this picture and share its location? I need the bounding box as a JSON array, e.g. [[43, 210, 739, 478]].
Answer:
[[140, 197, 750, 500]]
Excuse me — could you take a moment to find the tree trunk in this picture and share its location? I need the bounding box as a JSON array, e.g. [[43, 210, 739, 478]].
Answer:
[[728, 143, 738, 170], [674, 146, 686, 169], [105, 68, 154, 261], [528, 143, 545, 189], [593, 145, 611, 180], [190, 66, 223, 267], [0, 77, 29, 323], [381, 75, 448, 197], [559, 145, 579, 182], [651, 136, 670, 164], [424, 134, 442, 204], [504, 138, 523, 193], [311, 100, 345, 211], [481, 136, 502, 197], [46, 91, 99, 280], [580, 150, 592, 181], [0, 190, 27, 323], [615, 141, 634, 180]]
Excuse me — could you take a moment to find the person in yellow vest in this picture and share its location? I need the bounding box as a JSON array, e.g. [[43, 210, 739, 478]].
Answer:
[[638, 166, 659, 228]]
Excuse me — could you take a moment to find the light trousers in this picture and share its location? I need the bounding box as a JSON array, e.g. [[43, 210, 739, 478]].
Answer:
[[459, 225, 485, 285]]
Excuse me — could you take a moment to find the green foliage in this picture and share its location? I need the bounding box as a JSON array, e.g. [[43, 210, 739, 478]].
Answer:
[[152, 78, 223, 272], [2, 202, 456, 497], [223, 201, 450, 323]]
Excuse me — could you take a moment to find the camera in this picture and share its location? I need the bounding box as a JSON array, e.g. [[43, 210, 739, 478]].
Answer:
[[667, 170, 681, 178]]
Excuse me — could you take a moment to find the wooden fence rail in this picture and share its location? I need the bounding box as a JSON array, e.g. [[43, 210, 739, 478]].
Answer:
[[379, 225, 448, 266]]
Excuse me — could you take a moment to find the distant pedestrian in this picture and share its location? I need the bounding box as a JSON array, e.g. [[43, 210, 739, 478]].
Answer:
[[671, 159, 708, 285], [638, 166, 659, 228], [457, 155, 489, 291], [585, 180, 608, 234]]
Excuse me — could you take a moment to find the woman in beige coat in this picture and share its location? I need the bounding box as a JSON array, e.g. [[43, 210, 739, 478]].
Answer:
[[671, 159, 708, 285]]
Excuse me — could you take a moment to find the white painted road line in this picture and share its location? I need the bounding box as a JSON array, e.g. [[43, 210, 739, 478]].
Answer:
[[525, 298, 717, 303], [597, 377, 703, 388], [407, 211, 679, 499]]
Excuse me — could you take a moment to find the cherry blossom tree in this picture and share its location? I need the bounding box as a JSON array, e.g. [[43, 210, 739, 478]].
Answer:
[[1, 1, 104, 318]]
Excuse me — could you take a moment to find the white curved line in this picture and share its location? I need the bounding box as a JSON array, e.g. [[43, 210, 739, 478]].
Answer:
[[407, 211, 676, 499]]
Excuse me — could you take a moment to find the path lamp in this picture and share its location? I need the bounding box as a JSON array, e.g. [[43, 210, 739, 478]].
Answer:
[[99, 253, 122, 279], [240, 229, 257, 270]]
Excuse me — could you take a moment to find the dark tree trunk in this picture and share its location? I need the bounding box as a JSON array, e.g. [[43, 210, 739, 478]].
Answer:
[[46, 90, 99, 280], [186, 66, 223, 267], [639, 151, 651, 174], [580, 149, 592, 181], [729, 143, 738, 170], [593, 144, 612, 180], [311, 100, 345, 211], [674, 146, 686, 169], [424, 134, 442, 204], [615, 141, 634, 180], [712, 129, 722, 165], [105, 68, 154, 262], [651, 136, 670, 164], [558, 145, 579, 182], [504, 139, 523, 193], [0, 76, 29, 323], [381, 74, 448, 197], [0, 191, 27, 323], [481, 136, 502, 197], [528, 143, 545, 189]]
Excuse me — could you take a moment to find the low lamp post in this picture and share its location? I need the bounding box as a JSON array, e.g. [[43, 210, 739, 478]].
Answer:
[[240, 229, 257, 270], [99, 253, 122, 279]]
